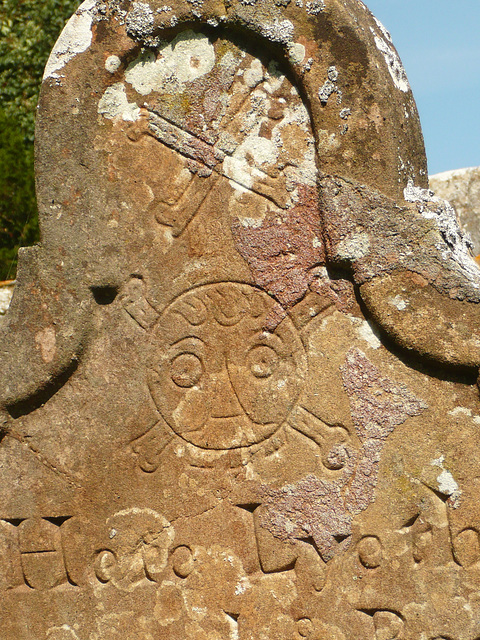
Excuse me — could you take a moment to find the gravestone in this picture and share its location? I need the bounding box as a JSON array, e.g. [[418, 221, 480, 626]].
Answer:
[[2, 1, 480, 638]]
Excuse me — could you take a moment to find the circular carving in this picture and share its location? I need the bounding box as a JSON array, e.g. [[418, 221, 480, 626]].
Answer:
[[170, 353, 203, 388], [148, 283, 307, 450], [324, 443, 349, 470], [94, 550, 116, 583], [297, 618, 314, 639], [357, 536, 382, 569], [453, 528, 480, 568], [247, 345, 279, 379], [172, 545, 194, 578]]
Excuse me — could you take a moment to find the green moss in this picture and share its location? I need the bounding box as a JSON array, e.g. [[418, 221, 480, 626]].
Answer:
[[0, 110, 38, 280], [0, 0, 80, 279]]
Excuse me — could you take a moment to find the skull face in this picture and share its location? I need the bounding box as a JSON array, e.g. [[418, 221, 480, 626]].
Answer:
[[148, 283, 307, 450]]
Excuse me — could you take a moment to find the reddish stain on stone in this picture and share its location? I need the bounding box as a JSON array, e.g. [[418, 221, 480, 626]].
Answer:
[[232, 185, 325, 318], [341, 348, 427, 515], [257, 349, 427, 562]]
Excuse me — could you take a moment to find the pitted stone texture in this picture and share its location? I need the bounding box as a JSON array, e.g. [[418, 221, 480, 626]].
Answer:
[[430, 166, 480, 254], [2, 1, 480, 639]]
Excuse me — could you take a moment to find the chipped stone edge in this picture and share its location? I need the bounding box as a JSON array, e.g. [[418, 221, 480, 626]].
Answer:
[[43, 0, 96, 81], [370, 20, 409, 93], [431, 455, 462, 508]]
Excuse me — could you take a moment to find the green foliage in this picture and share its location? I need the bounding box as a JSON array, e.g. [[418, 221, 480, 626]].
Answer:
[[0, 0, 80, 280], [0, 111, 37, 280]]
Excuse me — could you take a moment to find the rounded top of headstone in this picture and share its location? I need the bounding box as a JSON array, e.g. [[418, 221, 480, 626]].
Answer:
[[33, 0, 428, 299], [29, 0, 480, 372], [36, 0, 427, 238]]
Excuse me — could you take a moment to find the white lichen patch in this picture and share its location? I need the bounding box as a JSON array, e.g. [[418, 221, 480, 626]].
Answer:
[[237, 216, 264, 228], [260, 19, 295, 45], [318, 66, 340, 104], [328, 66, 338, 82], [303, 57, 314, 72], [317, 129, 340, 153], [336, 232, 370, 261], [43, 0, 95, 81], [373, 16, 393, 43], [448, 406, 480, 425], [288, 43, 306, 65], [265, 60, 286, 93], [319, 80, 335, 103], [305, 0, 325, 15], [404, 179, 480, 286], [431, 455, 462, 508], [272, 107, 317, 188], [125, 30, 215, 95], [371, 27, 409, 93], [448, 406, 472, 417], [126, 2, 155, 38], [356, 319, 382, 349], [46, 625, 80, 640], [389, 295, 408, 311], [244, 58, 264, 87], [222, 71, 316, 199], [174, 443, 185, 457], [224, 136, 277, 191], [98, 83, 141, 121], [105, 55, 122, 73], [404, 181, 439, 205], [234, 576, 251, 595]]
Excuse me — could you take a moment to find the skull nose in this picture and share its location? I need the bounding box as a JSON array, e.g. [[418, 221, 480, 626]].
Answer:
[[209, 367, 243, 418]]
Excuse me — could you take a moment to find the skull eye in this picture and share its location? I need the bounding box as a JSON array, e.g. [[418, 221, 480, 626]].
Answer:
[[170, 353, 203, 388], [248, 345, 279, 379]]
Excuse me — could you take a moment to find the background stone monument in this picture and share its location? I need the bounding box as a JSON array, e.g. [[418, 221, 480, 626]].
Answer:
[[430, 166, 480, 255], [2, 0, 480, 638], [0, 280, 15, 316]]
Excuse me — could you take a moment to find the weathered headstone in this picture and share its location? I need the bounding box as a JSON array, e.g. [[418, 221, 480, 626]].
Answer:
[[2, 1, 480, 638]]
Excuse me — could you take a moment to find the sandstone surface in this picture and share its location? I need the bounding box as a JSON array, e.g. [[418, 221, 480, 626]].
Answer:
[[1, 1, 480, 639]]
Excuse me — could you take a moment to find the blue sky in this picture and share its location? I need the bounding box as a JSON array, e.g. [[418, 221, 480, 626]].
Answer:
[[365, 0, 480, 175]]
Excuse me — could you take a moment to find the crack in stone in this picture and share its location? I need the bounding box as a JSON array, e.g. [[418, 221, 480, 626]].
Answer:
[[2, 431, 82, 490], [146, 111, 286, 210]]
